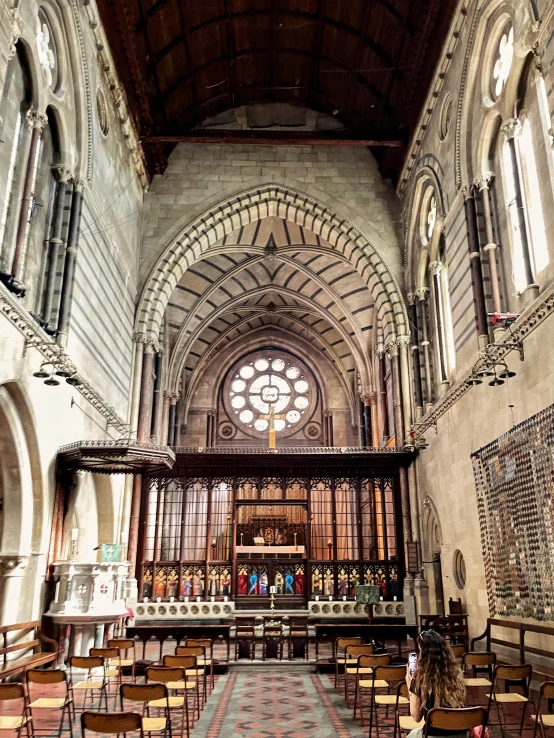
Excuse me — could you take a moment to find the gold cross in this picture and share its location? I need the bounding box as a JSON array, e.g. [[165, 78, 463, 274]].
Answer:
[[259, 404, 285, 450]]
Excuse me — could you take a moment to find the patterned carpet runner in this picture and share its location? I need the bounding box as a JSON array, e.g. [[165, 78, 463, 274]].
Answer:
[[192, 670, 367, 738]]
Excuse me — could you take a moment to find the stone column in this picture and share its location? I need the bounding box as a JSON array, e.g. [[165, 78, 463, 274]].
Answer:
[[463, 185, 489, 349], [57, 177, 85, 348], [167, 394, 178, 446], [129, 336, 146, 433], [408, 296, 423, 419], [429, 261, 449, 386], [161, 391, 171, 445], [361, 394, 373, 447], [0, 555, 28, 625], [397, 336, 413, 442], [475, 173, 502, 314], [11, 110, 48, 284], [501, 119, 538, 301], [388, 341, 404, 446], [377, 350, 389, 445], [416, 288, 433, 409], [42, 167, 72, 326], [150, 351, 163, 442]]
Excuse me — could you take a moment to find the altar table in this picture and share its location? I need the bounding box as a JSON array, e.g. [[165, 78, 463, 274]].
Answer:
[[126, 623, 232, 661], [314, 622, 419, 659], [236, 545, 305, 555]]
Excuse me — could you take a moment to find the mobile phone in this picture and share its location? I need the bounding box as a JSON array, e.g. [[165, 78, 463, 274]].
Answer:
[[408, 652, 418, 674]]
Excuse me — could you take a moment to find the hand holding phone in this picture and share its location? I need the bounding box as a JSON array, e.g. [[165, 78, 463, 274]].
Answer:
[[408, 652, 418, 675]]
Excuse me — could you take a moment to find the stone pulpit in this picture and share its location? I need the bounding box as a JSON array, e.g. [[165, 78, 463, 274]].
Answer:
[[46, 560, 130, 663]]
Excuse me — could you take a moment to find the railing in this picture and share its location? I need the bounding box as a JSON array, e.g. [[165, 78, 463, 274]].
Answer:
[[172, 446, 407, 454]]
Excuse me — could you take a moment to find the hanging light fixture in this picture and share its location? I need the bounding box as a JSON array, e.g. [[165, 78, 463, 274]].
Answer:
[[476, 366, 495, 377], [54, 364, 72, 377], [488, 368, 504, 387], [66, 373, 82, 386], [33, 364, 51, 378], [497, 364, 516, 379], [44, 374, 60, 386], [466, 376, 483, 386]]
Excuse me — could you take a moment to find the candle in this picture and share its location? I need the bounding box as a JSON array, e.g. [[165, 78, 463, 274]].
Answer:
[[212, 539, 216, 546], [196, 596, 201, 602], [184, 596, 189, 603], [143, 597, 148, 603], [393, 596, 397, 602], [270, 586, 276, 594], [169, 596, 174, 603], [343, 595, 347, 602], [329, 595, 333, 601], [224, 596, 228, 602], [379, 596, 384, 602], [210, 596, 215, 602], [315, 595, 319, 602], [156, 597, 161, 603], [327, 538, 332, 545]]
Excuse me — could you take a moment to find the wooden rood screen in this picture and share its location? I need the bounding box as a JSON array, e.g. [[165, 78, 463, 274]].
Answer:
[[138, 451, 407, 604]]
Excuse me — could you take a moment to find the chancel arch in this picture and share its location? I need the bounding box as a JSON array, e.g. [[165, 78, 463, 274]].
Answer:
[[136, 185, 408, 348]]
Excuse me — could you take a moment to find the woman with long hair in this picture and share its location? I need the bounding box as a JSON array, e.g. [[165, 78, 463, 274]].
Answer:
[[406, 629, 467, 737]]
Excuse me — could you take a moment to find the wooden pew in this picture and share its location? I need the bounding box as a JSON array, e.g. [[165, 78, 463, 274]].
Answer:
[[0, 621, 57, 680], [472, 618, 554, 676]]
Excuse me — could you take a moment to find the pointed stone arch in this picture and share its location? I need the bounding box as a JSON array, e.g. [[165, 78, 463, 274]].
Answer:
[[135, 184, 408, 347]]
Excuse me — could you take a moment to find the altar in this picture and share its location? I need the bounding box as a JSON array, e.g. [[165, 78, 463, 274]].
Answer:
[[236, 545, 305, 556]]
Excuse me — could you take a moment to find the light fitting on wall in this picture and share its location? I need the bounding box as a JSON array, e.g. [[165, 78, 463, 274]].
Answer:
[[32, 356, 82, 388]]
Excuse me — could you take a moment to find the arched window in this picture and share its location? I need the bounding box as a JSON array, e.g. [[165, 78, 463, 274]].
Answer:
[[500, 55, 552, 293], [0, 46, 32, 274]]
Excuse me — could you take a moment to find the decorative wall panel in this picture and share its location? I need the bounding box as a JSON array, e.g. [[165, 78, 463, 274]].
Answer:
[[472, 404, 554, 620]]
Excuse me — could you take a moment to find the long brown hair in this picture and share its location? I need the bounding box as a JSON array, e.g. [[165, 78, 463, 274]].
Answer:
[[414, 630, 466, 708]]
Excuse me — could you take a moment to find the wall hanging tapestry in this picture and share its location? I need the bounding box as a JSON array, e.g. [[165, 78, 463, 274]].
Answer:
[[471, 402, 554, 620]]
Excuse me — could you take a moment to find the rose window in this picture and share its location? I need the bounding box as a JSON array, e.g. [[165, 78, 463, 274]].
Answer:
[[229, 355, 311, 434]]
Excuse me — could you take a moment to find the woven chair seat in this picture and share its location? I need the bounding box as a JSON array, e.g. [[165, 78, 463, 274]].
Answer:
[[0, 716, 30, 729], [532, 716, 554, 727], [29, 698, 70, 709], [464, 678, 491, 687], [376, 695, 408, 705], [166, 681, 196, 690], [142, 717, 167, 731], [73, 680, 104, 690], [148, 696, 185, 708], [399, 716, 425, 731], [486, 693, 528, 703], [358, 679, 389, 689], [346, 667, 373, 674]]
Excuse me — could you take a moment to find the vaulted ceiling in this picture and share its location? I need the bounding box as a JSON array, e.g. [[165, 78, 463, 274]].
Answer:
[[165, 216, 374, 409], [97, 0, 458, 178]]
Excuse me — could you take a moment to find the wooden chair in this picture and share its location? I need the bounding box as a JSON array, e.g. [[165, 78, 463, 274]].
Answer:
[[184, 639, 214, 693], [163, 656, 202, 717], [90, 648, 121, 707], [262, 617, 284, 661], [343, 644, 375, 704], [234, 617, 256, 661], [108, 638, 137, 680], [288, 616, 309, 661], [120, 683, 172, 736], [462, 651, 496, 703], [369, 664, 407, 738], [532, 681, 554, 738], [487, 664, 533, 738], [69, 656, 109, 713], [81, 710, 143, 738], [395, 682, 424, 738], [353, 654, 391, 721], [0, 683, 32, 738], [423, 706, 488, 738], [334, 637, 363, 687], [172, 648, 207, 706], [450, 644, 466, 660], [146, 665, 196, 737], [27, 669, 74, 738]]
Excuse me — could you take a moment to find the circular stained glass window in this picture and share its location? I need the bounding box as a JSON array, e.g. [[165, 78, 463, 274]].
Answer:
[[228, 353, 312, 435]]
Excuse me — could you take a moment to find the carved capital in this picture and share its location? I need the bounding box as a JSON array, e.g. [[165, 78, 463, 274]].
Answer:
[[385, 340, 399, 357], [429, 260, 442, 276], [500, 118, 521, 140], [461, 184, 474, 201], [26, 109, 48, 131], [361, 392, 377, 406], [53, 166, 73, 183], [132, 333, 150, 346], [0, 554, 28, 576], [396, 335, 411, 349], [72, 177, 87, 193], [474, 172, 493, 191], [416, 287, 430, 300]]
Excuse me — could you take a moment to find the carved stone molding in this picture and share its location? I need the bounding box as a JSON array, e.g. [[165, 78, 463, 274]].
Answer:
[[0, 283, 128, 434], [26, 109, 48, 131], [474, 173, 494, 191], [500, 118, 521, 140], [53, 166, 73, 183], [412, 281, 554, 439], [429, 260, 442, 276], [0, 554, 28, 576], [7, 7, 23, 61]]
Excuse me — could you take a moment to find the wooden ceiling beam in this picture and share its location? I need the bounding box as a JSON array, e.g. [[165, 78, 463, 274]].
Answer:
[[142, 129, 404, 146]]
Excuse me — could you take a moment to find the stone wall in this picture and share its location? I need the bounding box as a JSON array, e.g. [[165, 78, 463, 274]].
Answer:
[[400, 0, 554, 636]]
